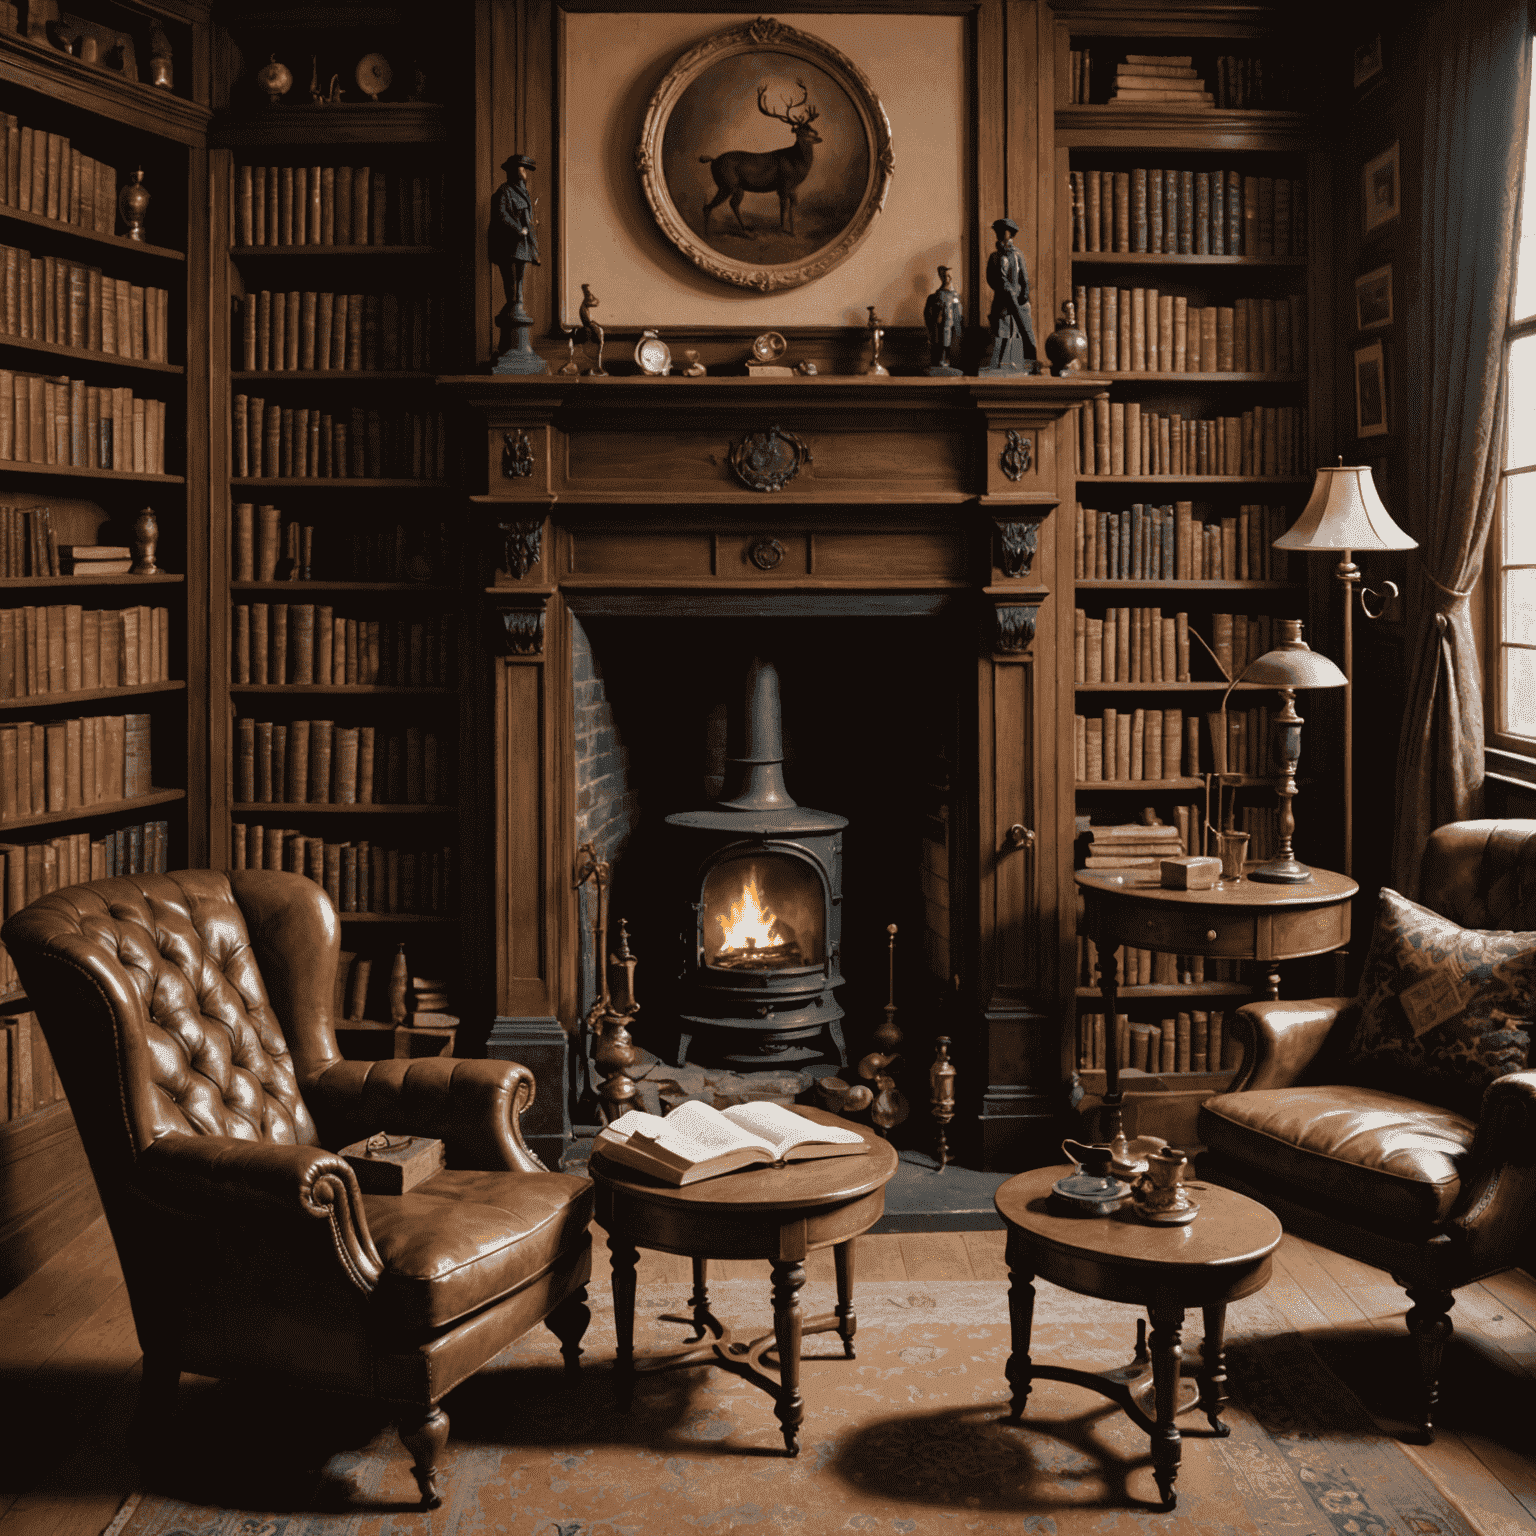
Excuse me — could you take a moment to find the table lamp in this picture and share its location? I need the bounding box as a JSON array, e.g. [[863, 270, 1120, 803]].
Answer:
[[1273, 461, 1418, 876]]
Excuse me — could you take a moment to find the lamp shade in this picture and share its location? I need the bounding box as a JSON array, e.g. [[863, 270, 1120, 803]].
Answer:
[[1272, 463, 1418, 553], [1234, 618, 1347, 691]]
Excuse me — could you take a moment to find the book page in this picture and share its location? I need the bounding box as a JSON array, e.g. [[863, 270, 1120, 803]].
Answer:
[[722, 1101, 866, 1158], [653, 1100, 777, 1162], [603, 1109, 671, 1142]]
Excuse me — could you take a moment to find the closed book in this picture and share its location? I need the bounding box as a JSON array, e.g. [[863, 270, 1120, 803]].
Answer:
[[123, 713, 150, 797], [309, 719, 333, 803], [254, 719, 273, 801], [236, 716, 256, 802], [291, 603, 315, 683], [333, 725, 359, 804], [357, 725, 375, 803], [353, 168, 370, 244]]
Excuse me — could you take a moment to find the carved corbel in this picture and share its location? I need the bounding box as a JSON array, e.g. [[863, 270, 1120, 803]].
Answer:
[[502, 428, 535, 479], [994, 515, 1047, 580], [994, 603, 1039, 654], [494, 600, 547, 657], [495, 517, 543, 580], [999, 428, 1033, 482]]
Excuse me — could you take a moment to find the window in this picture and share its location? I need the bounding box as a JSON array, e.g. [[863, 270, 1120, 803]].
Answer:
[[1491, 67, 1536, 749]]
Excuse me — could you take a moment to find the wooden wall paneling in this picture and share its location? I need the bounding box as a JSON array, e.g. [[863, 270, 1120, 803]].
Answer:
[[974, 0, 1008, 326]]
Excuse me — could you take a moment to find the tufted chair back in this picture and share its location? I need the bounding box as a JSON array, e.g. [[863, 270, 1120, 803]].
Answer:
[[1417, 819, 1536, 930]]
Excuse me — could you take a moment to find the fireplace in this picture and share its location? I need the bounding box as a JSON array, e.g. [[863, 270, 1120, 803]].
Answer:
[[666, 657, 846, 1067]]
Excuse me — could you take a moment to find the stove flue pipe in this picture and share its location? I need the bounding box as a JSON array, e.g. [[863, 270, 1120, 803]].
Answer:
[[717, 656, 796, 811]]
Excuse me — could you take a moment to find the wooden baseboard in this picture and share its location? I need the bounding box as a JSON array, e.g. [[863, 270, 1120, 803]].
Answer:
[[0, 1101, 102, 1296]]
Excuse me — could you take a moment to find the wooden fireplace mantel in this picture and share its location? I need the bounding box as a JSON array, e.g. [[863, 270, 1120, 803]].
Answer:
[[444, 371, 1096, 1169]]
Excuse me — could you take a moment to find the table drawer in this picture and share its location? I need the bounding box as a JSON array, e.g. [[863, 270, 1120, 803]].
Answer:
[[1106, 900, 1257, 957]]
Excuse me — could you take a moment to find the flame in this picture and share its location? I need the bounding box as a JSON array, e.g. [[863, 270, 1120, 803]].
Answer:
[[716, 873, 779, 954]]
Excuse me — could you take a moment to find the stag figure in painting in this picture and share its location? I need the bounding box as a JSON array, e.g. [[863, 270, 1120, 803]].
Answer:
[[700, 80, 821, 238]]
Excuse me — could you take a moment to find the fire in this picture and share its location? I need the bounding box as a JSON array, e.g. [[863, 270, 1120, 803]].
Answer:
[[717, 873, 779, 955]]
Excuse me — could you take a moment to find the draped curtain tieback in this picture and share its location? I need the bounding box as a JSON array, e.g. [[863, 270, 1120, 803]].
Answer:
[[1426, 572, 1475, 630]]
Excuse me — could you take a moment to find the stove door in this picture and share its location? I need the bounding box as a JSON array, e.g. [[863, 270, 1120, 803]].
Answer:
[[700, 849, 826, 974]]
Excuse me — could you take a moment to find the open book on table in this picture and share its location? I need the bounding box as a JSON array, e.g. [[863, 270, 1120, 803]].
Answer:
[[594, 1100, 868, 1186]]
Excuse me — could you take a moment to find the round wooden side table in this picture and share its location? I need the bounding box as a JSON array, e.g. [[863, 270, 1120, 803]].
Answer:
[[994, 1165, 1282, 1510], [590, 1106, 899, 1456]]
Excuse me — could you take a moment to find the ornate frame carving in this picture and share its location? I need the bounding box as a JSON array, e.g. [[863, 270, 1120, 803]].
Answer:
[[496, 518, 544, 581], [994, 515, 1045, 580], [635, 17, 895, 293], [494, 602, 547, 657], [993, 603, 1039, 654]]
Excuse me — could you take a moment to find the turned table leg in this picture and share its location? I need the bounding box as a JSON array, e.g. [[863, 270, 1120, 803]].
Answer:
[[834, 1240, 857, 1359], [1199, 1303, 1230, 1435], [1004, 1234, 1037, 1422], [1149, 1303, 1185, 1510], [609, 1234, 639, 1411], [771, 1258, 806, 1456]]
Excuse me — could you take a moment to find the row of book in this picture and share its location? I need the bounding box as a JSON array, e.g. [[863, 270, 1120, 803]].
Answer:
[[0, 502, 56, 575], [234, 164, 445, 248], [1077, 399, 1307, 481], [332, 947, 456, 1028], [1, 372, 169, 472], [1064, 52, 1301, 111], [2, 246, 172, 362], [232, 504, 460, 585], [237, 290, 442, 373], [0, 713, 152, 820], [2, 1009, 62, 1123], [0, 605, 170, 698], [1075, 928, 1240, 984], [1069, 169, 1306, 257], [231, 397, 449, 480], [1075, 609, 1291, 685], [1075, 503, 1294, 582], [234, 718, 453, 806], [0, 113, 119, 235], [1075, 706, 1284, 784], [1078, 1010, 1241, 1075], [230, 605, 455, 687], [228, 825, 454, 914], [1072, 288, 1306, 375]]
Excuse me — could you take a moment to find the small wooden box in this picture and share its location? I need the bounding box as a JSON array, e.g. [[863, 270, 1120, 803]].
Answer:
[[340, 1134, 445, 1194], [1160, 856, 1221, 890]]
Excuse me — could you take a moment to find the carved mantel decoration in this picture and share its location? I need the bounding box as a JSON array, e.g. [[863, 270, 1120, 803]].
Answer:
[[503, 429, 534, 479], [748, 535, 786, 569], [994, 515, 1046, 580], [497, 517, 543, 580], [728, 424, 813, 492], [993, 603, 1039, 654], [999, 429, 1032, 482], [495, 601, 547, 657]]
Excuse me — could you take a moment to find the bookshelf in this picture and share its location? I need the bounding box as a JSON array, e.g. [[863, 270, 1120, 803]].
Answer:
[[208, 5, 470, 1033], [0, 0, 211, 1285], [1053, 4, 1331, 1126]]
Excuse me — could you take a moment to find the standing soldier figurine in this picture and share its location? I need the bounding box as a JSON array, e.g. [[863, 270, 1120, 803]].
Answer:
[[978, 217, 1039, 375], [490, 152, 547, 374], [923, 265, 963, 375]]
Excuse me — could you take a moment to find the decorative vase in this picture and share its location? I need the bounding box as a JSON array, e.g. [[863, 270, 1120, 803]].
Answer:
[[117, 169, 149, 242], [257, 53, 292, 105], [147, 20, 173, 89], [130, 509, 158, 575], [1044, 299, 1089, 376]]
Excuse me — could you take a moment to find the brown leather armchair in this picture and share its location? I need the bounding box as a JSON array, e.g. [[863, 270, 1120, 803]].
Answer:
[[1198, 820, 1536, 1442], [2, 869, 594, 1509]]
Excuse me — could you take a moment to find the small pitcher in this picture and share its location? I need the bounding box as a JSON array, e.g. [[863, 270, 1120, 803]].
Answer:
[[1130, 1146, 1199, 1225]]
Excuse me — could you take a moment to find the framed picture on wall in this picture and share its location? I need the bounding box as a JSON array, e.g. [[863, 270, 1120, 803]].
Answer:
[[1363, 142, 1400, 234], [1355, 265, 1393, 330], [1355, 341, 1389, 437], [1353, 35, 1384, 90]]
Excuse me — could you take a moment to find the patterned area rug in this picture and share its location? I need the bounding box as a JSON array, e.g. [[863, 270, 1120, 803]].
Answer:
[[105, 1278, 1481, 1536]]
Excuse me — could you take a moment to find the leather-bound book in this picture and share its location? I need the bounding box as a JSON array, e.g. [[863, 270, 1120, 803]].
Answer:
[[309, 719, 333, 803], [384, 731, 402, 803], [278, 166, 294, 246], [1112, 171, 1130, 252], [1259, 297, 1276, 374], [293, 167, 310, 243], [253, 718, 273, 802], [342, 616, 358, 683], [307, 166, 321, 248], [238, 164, 254, 246], [42, 720, 65, 810], [44, 133, 62, 221], [365, 619, 381, 684], [381, 292, 399, 370], [1288, 294, 1306, 371], [256, 503, 280, 580], [233, 503, 255, 581], [357, 725, 374, 803], [313, 604, 333, 681], [127, 284, 144, 359], [1200, 307, 1218, 372], [1086, 285, 1101, 370], [1130, 287, 1145, 373], [404, 724, 423, 803], [370, 170, 386, 244], [285, 718, 310, 803], [1194, 172, 1210, 254], [265, 165, 279, 247], [316, 291, 333, 370], [268, 289, 287, 371], [305, 410, 320, 476], [352, 168, 370, 245], [333, 724, 358, 805], [1274, 299, 1292, 376], [251, 165, 266, 245], [1101, 287, 1118, 371], [345, 294, 363, 370], [249, 601, 269, 684], [62, 604, 81, 692], [322, 842, 341, 908], [329, 294, 346, 369], [230, 822, 246, 871], [291, 603, 314, 684], [320, 166, 335, 244], [15, 126, 30, 213], [236, 716, 256, 802], [65, 261, 85, 346], [63, 716, 82, 807], [270, 602, 289, 684], [1129, 166, 1147, 252], [231, 604, 250, 684], [253, 289, 270, 369], [347, 954, 371, 1017], [264, 400, 281, 478], [334, 168, 353, 245]]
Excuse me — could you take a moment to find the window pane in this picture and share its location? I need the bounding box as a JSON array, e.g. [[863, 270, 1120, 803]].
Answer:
[[1508, 333, 1536, 469], [1516, 69, 1536, 320], [1505, 646, 1536, 738], [1503, 471, 1536, 563], [1505, 569, 1536, 642]]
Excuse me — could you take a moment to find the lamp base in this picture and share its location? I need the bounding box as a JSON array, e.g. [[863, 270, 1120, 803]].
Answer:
[[1248, 857, 1313, 885]]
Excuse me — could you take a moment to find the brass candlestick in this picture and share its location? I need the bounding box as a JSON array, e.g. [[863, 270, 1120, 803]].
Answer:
[[594, 919, 640, 1125], [929, 1036, 957, 1171], [860, 923, 908, 1136]]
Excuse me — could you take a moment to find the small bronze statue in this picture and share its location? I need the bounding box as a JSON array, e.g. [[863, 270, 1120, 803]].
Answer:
[[923, 266, 963, 375], [978, 217, 1039, 376], [864, 305, 889, 376], [579, 283, 607, 377], [681, 348, 707, 377], [558, 325, 581, 375], [491, 154, 547, 375], [130, 509, 158, 575]]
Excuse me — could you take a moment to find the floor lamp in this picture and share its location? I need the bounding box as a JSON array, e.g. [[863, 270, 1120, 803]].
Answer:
[[1272, 461, 1418, 877]]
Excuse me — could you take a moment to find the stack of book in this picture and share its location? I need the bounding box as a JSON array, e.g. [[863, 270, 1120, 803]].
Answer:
[[0, 114, 118, 234], [229, 604, 455, 686], [231, 396, 448, 480], [1109, 55, 1213, 107], [238, 290, 441, 372], [234, 165, 444, 248], [2, 246, 172, 361], [0, 503, 56, 574], [1079, 820, 1185, 870], [1, 373, 169, 472], [1074, 290, 1306, 375], [0, 604, 170, 697], [234, 718, 452, 805], [0, 712, 152, 815], [407, 974, 455, 1029], [227, 825, 454, 915], [59, 544, 130, 575]]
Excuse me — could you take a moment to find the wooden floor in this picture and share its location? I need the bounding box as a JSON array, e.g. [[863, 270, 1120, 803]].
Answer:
[[2, 1217, 1533, 1536]]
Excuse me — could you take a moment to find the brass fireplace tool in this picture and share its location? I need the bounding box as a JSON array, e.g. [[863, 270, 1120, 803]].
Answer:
[[859, 923, 909, 1137], [930, 1036, 957, 1171], [576, 842, 640, 1123]]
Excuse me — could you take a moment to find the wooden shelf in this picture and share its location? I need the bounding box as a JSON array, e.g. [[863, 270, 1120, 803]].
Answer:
[[230, 478, 451, 489], [229, 684, 455, 695], [1071, 252, 1306, 267], [1076, 579, 1302, 590], [1078, 372, 1306, 384], [230, 371, 435, 382], [229, 246, 444, 259], [0, 681, 185, 710], [0, 574, 184, 588], [231, 802, 454, 814], [230, 580, 457, 593], [1075, 475, 1310, 485], [336, 912, 457, 924], [1, 462, 183, 484], [1074, 680, 1273, 691], [0, 787, 185, 834], [1075, 983, 1252, 1000], [0, 337, 185, 376], [0, 206, 186, 265], [212, 103, 449, 148], [1076, 775, 1272, 790]]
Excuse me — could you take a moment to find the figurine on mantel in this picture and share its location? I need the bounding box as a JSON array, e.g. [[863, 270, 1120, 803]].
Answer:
[[490, 154, 548, 375], [977, 216, 1039, 376], [863, 306, 889, 376], [579, 283, 607, 377], [923, 266, 963, 375]]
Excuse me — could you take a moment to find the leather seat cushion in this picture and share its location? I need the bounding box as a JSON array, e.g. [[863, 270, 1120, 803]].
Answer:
[[1199, 1085, 1475, 1227], [364, 1170, 594, 1329]]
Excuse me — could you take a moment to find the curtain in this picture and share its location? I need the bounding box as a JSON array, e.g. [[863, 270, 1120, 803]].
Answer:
[[1393, 0, 1531, 896]]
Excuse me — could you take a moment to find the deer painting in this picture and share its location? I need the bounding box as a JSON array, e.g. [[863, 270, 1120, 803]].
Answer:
[[699, 80, 821, 238]]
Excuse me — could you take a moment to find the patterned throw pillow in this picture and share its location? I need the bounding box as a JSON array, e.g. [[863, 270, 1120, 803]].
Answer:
[[1340, 887, 1533, 1116]]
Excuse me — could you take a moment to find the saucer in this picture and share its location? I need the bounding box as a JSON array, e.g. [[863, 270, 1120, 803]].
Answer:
[[1131, 1197, 1200, 1225], [1052, 1170, 1131, 1210]]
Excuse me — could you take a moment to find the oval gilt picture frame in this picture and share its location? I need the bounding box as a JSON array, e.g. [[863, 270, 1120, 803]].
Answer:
[[635, 17, 895, 293]]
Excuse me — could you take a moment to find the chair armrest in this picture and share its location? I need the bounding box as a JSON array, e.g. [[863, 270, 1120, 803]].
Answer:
[[136, 1133, 381, 1293], [1442, 1071, 1536, 1278], [1227, 998, 1353, 1091], [301, 1056, 549, 1174], [1471, 1069, 1536, 1169]]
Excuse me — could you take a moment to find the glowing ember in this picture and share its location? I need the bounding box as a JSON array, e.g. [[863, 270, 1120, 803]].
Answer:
[[717, 873, 779, 955]]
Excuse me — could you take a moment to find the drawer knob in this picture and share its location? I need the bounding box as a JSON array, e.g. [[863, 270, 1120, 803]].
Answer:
[[1206, 929, 1218, 942]]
